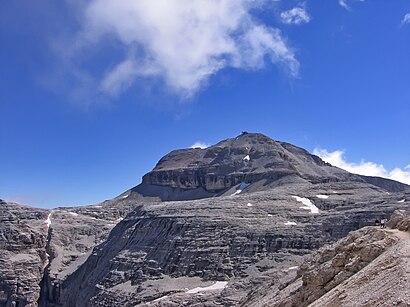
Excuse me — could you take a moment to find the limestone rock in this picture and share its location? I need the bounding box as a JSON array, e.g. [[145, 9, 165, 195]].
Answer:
[[242, 211, 410, 307], [0, 200, 49, 306], [1, 133, 409, 306]]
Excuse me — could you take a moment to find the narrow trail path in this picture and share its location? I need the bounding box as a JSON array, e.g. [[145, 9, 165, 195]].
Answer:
[[382, 227, 410, 240], [306, 226, 410, 307]]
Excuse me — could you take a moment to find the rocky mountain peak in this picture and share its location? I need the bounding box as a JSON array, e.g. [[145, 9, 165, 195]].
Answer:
[[134, 132, 359, 200], [152, 132, 326, 172]]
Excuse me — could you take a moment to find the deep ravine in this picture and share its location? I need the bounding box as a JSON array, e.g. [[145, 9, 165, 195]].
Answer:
[[38, 211, 53, 307]]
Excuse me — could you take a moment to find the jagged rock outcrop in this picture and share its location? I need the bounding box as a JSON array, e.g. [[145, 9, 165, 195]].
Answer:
[[0, 199, 139, 307], [0, 200, 49, 306], [242, 209, 410, 307], [387, 208, 410, 231], [37, 201, 141, 305]]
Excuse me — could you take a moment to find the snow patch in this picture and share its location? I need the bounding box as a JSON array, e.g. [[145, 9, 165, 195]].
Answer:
[[231, 190, 242, 196], [122, 194, 129, 199], [288, 266, 299, 270], [186, 281, 228, 294], [247, 203, 253, 207], [398, 199, 405, 203], [45, 213, 52, 228], [316, 194, 329, 199], [152, 295, 168, 302], [284, 221, 297, 226], [69, 212, 78, 216], [243, 155, 250, 162], [292, 196, 319, 214], [230, 182, 250, 196], [267, 214, 272, 217]]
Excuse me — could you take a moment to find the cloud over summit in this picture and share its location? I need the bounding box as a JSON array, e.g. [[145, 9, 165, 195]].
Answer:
[[72, 0, 299, 98], [314, 148, 410, 185]]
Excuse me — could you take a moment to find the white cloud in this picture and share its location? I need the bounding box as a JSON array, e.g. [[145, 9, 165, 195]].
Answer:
[[338, 0, 365, 11], [402, 13, 410, 25], [70, 0, 299, 98], [338, 0, 350, 10], [280, 7, 311, 25], [314, 148, 410, 185], [190, 141, 210, 149]]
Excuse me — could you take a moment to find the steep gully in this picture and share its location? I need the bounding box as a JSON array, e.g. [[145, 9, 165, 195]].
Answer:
[[38, 212, 53, 306]]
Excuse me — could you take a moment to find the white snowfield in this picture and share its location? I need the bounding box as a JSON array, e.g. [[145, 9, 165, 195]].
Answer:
[[45, 213, 52, 228], [243, 155, 250, 162], [69, 212, 78, 216], [316, 194, 329, 199], [230, 182, 250, 196], [247, 203, 253, 207], [292, 196, 319, 214], [288, 266, 299, 270], [284, 221, 297, 226], [231, 190, 241, 196], [398, 199, 405, 203], [186, 281, 228, 294], [122, 194, 129, 199]]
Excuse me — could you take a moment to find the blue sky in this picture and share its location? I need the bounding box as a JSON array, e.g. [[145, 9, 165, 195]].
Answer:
[[1, 0, 409, 208]]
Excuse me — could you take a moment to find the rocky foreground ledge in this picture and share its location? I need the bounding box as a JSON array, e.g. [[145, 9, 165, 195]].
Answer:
[[241, 209, 410, 307]]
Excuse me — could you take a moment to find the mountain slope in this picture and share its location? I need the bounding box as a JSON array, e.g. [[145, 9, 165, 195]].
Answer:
[[1, 133, 409, 307], [242, 209, 410, 307]]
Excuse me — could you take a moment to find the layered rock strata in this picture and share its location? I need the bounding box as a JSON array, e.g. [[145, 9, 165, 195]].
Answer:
[[0, 200, 49, 306], [242, 209, 410, 307], [1, 133, 409, 306]]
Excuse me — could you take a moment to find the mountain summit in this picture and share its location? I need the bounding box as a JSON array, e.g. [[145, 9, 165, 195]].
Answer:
[[130, 132, 406, 201]]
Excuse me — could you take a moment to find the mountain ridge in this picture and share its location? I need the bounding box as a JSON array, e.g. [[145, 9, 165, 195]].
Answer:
[[0, 132, 409, 306], [128, 132, 409, 201]]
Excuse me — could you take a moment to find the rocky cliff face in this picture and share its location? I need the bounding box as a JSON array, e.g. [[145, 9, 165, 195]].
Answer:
[[53, 181, 408, 306], [1, 133, 409, 307], [0, 200, 49, 306], [0, 199, 139, 307], [242, 209, 410, 307]]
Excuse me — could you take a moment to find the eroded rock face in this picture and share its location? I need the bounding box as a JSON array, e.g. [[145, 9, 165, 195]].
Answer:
[[0, 199, 139, 307], [37, 201, 140, 305], [0, 200, 49, 306], [387, 209, 410, 232], [55, 182, 408, 306], [293, 228, 398, 306], [242, 209, 410, 307]]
